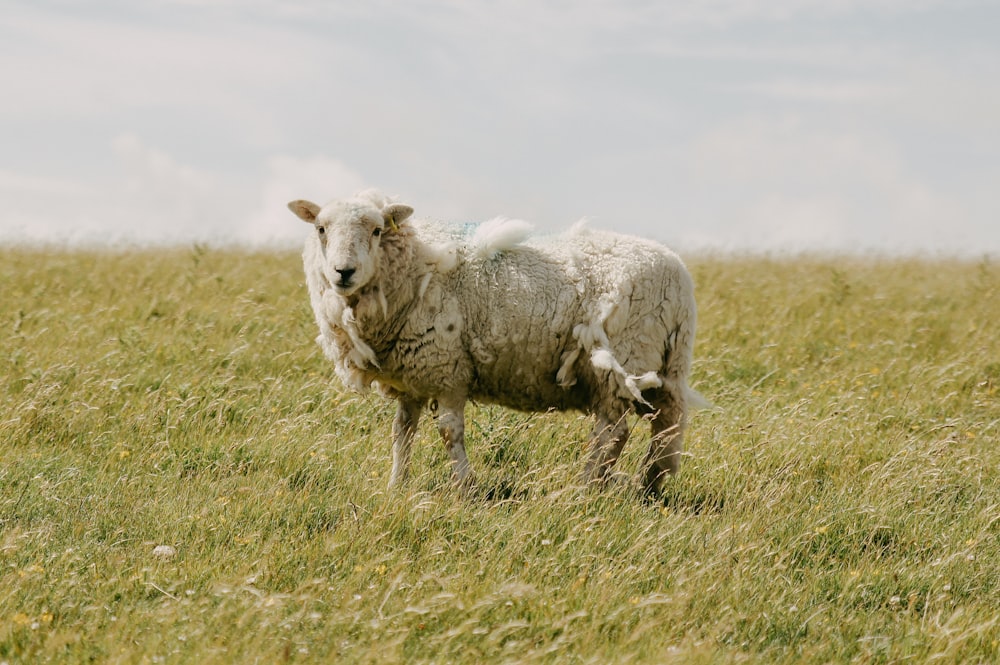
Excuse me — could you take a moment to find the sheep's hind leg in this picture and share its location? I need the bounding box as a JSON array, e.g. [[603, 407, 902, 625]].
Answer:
[[434, 395, 474, 489], [389, 397, 425, 488], [641, 389, 687, 495], [582, 412, 631, 487]]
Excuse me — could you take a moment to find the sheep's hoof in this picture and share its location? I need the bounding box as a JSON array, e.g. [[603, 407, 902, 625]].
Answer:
[[641, 468, 674, 498], [640, 482, 664, 504], [580, 471, 631, 493], [451, 473, 478, 497], [605, 471, 632, 489]]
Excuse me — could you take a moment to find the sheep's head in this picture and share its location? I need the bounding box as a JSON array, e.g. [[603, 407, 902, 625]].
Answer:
[[288, 193, 414, 297]]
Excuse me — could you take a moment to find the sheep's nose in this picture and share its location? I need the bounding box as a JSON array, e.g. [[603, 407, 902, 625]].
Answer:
[[335, 266, 356, 284]]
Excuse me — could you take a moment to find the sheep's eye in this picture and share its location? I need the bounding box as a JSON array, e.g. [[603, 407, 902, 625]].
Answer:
[[317, 226, 325, 236], [372, 227, 381, 238]]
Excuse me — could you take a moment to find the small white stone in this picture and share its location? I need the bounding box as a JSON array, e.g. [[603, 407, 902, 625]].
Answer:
[[152, 545, 177, 560]]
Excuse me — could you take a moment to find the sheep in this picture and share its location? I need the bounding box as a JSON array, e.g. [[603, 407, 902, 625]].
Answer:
[[287, 189, 706, 495]]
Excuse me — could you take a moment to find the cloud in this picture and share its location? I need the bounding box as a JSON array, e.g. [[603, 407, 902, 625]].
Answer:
[[108, 133, 237, 242], [732, 79, 899, 104], [0, 134, 371, 247], [0, 170, 100, 244], [0, 170, 92, 197], [892, 58, 1000, 136], [246, 155, 370, 246], [113, 134, 219, 202], [2, 134, 242, 246], [679, 116, 966, 253], [0, 3, 318, 153], [110, 138, 380, 246]]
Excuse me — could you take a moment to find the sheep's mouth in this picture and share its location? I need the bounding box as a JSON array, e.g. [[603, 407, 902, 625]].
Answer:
[[332, 278, 363, 297]]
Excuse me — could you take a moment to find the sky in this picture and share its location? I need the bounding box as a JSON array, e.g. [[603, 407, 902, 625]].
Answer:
[[2, 0, 999, 254]]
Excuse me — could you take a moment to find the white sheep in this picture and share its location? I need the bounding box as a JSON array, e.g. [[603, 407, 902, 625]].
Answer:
[[288, 189, 706, 495]]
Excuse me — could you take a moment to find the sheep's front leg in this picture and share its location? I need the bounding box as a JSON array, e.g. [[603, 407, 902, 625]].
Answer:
[[389, 397, 425, 488], [434, 395, 473, 488]]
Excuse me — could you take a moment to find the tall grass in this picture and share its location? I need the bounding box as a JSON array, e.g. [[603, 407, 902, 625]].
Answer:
[[1, 248, 997, 663]]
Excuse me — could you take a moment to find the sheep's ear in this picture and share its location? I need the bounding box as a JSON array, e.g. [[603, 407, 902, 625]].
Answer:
[[288, 200, 321, 223], [382, 204, 414, 231]]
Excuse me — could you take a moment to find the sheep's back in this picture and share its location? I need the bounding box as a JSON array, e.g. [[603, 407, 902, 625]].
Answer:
[[453, 243, 584, 411], [455, 228, 691, 411]]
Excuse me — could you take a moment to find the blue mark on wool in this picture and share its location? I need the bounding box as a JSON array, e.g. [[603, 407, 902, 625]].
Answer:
[[435, 221, 482, 240]]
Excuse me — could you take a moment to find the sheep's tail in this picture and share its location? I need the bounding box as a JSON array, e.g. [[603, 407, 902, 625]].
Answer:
[[684, 384, 713, 410], [661, 295, 714, 412]]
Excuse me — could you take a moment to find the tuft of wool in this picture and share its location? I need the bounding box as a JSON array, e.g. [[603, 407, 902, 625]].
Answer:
[[470, 217, 534, 259]]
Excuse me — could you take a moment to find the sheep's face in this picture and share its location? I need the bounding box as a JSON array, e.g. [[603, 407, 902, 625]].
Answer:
[[288, 197, 413, 297]]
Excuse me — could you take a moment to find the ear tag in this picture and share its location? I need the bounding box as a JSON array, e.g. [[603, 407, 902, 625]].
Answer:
[[388, 219, 399, 232]]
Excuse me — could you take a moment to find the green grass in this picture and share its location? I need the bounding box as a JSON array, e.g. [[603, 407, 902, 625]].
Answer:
[[2, 247, 998, 663]]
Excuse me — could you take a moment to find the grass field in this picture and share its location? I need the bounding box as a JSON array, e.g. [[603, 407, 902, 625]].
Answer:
[[1, 247, 998, 663]]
